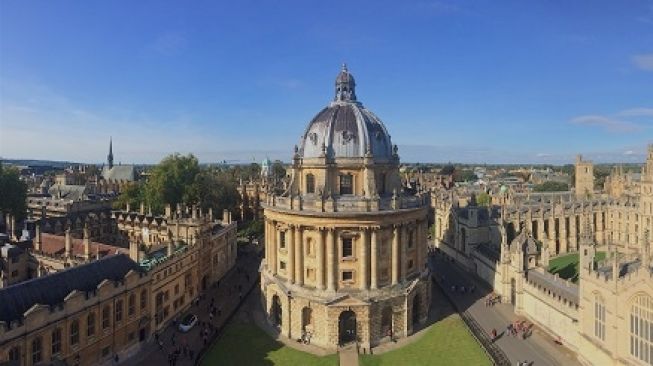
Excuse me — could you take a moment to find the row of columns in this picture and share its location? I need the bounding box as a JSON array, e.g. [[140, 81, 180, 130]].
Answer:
[[264, 218, 428, 291]]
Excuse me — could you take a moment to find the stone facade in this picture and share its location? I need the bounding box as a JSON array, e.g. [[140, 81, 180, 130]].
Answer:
[[260, 65, 431, 351], [433, 144, 653, 366]]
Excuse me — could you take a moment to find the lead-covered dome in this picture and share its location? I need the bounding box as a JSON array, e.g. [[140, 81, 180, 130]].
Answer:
[[298, 65, 394, 160]]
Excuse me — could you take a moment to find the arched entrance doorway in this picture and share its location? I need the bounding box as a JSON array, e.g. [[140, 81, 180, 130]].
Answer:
[[381, 306, 392, 338], [338, 310, 357, 345], [270, 295, 282, 327], [412, 294, 421, 326]]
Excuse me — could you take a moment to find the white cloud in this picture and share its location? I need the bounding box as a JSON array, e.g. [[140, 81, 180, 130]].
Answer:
[[536, 153, 552, 158], [633, 54, 653, 71], [618, 107, 653, 117], [570, 115, 641, 133], [624, 150, 635, 155]]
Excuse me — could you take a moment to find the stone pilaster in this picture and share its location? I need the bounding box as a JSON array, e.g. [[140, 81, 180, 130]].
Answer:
[[327, 228, 336, 292], [317, 228, 325, 290], [370, 228, 378, 290], [360, 227, 369, 290], [295, 226, 304, 286], [392, 225, 399, 285], [288, 226, 296, 284]]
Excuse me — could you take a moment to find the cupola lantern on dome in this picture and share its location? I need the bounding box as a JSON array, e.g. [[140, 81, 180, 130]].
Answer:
[[335, 63, 357, 102], [298, 64, 394, 160]]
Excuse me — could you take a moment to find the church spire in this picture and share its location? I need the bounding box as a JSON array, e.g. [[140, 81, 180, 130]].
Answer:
[[108, 137, 114, 169], [334, 63, 357, 102]]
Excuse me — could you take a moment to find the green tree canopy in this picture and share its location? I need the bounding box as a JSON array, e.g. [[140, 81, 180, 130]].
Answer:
[[271, 160, 286, 180], [0, 163, 28, 221], [533, 181, 569, 192], [116, 154, 242, 218], [476, 192, 491, 206], [144, 153, 201, 213]]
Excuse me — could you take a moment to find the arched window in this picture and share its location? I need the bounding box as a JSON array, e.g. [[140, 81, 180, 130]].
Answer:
[[115, 299, 123, 322], [306, 174, 315, 194], [70, 319, 80, 345], [31, 336, 42, 364], [51, 327, 62, 354], [102, 305, 111, 329], [140, 289, 147, 310], [128, 293, 136, 316], [87, 312, 96, 336], [594, 294, 606, 341], [630, 294, 653, 364]]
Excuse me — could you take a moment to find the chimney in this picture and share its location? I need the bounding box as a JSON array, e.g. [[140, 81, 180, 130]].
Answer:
[[126, 202, 131, 212], [83, 224, 91, 260], [10, 215, 16, 240], [140, 202, 145, 215], [35, 222, 42, 251], [208, 208, 213, 222], [65, 228, 72, 258], [129, 240, 139, 262], [223, 209, 231, 224], [167, 240, 174, 256], [192, 205, 197, 219], [165, 204, 172, 218]]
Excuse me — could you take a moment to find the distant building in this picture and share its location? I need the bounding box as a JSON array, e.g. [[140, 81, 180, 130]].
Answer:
[[98, 138, 136, 194]]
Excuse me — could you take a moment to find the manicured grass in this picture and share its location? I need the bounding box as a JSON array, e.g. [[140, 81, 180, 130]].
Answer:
[[359, 314, 492, 366], [201, 322, 338, 366], [548, 251, 606, 283]]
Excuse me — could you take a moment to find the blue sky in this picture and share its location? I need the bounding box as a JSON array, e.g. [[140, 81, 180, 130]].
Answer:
[[1, 0, 652, 164]]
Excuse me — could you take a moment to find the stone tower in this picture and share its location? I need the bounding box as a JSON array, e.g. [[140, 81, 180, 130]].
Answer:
[[261, 65, 431, 351], [575, 154, 594, 198]]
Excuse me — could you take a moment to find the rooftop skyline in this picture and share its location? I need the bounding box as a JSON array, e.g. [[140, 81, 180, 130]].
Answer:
[[1, 0, 652, 164]]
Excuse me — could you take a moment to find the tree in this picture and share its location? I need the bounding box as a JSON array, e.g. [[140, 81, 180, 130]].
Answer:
[[144, 154, 201, 214], [533, 181, 569, 192], [453, 169, 477, 182], [476, 192, 491, 206], [271, 160, 286, 180], [113, 183, 144, 210], [0, 163, 28, 222], [195, 168, 241, 219]]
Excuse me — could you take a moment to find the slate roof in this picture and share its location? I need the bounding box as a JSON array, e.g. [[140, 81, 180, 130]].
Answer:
[[102, 165, 136, 181], [39, 233, 128, 258], [0, 254, 143, 323], [47, 184, 88, 201]]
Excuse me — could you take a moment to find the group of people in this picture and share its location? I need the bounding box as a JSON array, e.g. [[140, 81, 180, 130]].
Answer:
[[507, 320, 532, 340], [154, 332, 196, 366], [485, 293, 501, 307]]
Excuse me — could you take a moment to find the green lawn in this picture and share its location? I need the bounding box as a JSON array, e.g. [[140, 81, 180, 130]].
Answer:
[[359, 314, 491, 366], [201, 322, 339, 366], [548, 251, 606, 283]]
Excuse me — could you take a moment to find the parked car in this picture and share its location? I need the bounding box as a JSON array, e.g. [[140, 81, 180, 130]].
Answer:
[[178, 314, 198, 332]]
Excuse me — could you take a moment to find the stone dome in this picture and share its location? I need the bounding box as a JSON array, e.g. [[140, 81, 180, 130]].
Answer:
[[298, 65, 394, 160]]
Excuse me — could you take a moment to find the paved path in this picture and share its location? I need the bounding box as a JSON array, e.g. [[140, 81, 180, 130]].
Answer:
[[123, 243, 262, 366], [339, 344, 359, 366], [429, 252, 582, 366]]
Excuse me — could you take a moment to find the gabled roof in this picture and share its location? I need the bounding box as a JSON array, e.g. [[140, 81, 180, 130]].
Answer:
[[102, 165, 135, 181], [0, 254, 143, 323]]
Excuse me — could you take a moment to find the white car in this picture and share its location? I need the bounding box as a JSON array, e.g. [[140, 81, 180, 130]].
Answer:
[[178, 314, 198, 332]]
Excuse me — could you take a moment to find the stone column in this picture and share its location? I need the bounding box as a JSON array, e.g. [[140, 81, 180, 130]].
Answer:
[[317, 228, 325, 290], [370, 228, 378, 290], [401, 225, 408, 282], [270, 221, 281, 275], [295, 226, 304, 286], [327, 228, 336, 292], [360, 228, 369, 290], [537, 218, 546, 242], [65, 228, 72, 258], [264, 220, 269, 267], [559, 216, 568, 253], [392, 225, 399, 285], [569, 215, 577, 251], [288, 226, 295, 284], [34, 223, 42, 252], [547, 217, 556, 254], [597, 211, 605, 245]]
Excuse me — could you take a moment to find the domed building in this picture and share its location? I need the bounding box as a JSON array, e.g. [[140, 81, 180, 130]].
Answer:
[[261, 65, 431, 350]]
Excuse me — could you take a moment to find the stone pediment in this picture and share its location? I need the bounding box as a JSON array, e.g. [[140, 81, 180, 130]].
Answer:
[[326, 294, 370, 307]]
